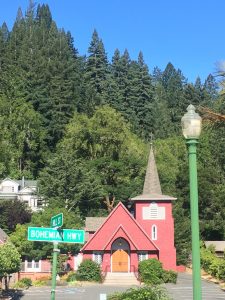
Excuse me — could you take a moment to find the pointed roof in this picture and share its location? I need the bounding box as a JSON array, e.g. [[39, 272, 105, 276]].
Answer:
[[81, 202, 159, 252], [131, 145, 176, 201], [143, 146, 162, 195]]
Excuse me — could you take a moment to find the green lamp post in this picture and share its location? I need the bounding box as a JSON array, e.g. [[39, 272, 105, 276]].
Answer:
[[181, 104, 202, 300]]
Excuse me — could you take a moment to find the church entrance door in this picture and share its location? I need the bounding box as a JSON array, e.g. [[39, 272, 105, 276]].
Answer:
[[112, 249, 129, 272], [111, 238, 130, 272]]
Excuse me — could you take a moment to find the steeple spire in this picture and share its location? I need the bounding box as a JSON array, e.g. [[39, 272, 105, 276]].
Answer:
[[130, 141, 176, 202], [143, 145, 162, 195]]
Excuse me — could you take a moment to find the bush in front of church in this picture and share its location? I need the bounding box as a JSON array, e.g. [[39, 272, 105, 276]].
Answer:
[[138, 258, 177, 284], [108, 286, 171, 300], [75, 259, 102, 282]]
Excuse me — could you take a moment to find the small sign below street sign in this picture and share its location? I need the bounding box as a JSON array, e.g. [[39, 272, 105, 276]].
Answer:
[[51, 213, 63, 228], [28, 227, 85, 243]]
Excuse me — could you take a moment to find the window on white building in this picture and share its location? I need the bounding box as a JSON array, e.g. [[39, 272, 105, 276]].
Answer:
[[34, 261, 39, 268], [27, 261, 33, 268], [26, 260, 40, 270], [138, 251, 148, 262], [93, 251, 103, 265], [152, 225, 157, 240]]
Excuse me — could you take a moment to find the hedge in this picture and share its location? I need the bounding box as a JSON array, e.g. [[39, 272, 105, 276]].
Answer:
[[201, 246, 225, 281]]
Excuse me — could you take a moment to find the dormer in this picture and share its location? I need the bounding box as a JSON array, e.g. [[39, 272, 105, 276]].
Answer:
[[0, 178, 20, 193]]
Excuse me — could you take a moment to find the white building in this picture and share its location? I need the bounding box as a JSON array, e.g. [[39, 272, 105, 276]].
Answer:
[[0, 177, 43, 212]]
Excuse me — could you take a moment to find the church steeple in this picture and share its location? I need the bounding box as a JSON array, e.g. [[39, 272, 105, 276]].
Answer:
[[143, 145, 162, 195], [131, 144, 176, 201]]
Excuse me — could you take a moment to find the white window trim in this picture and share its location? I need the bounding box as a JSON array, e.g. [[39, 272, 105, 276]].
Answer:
[[92, 251, 103, 265], [25, 259, 41, 272], [138, 251, 148, 262], [152, 224, 157, 240]]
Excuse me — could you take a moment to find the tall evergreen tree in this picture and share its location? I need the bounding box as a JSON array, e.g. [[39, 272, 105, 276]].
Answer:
[[162, 63, 186, 131], [203, 74, 219, 102], [84, 29, 108, 106], [5, 4, 83, 149]]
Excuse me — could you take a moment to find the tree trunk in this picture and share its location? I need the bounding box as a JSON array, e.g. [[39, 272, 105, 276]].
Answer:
[[4, 276, 8, 291]]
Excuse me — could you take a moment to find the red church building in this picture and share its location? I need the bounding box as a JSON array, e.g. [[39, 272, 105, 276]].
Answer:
[[81, 145, 177, 276]]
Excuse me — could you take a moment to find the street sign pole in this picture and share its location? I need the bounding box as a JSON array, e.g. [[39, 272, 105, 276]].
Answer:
[[27, 223, 84, 300], [51, 242, 60, 300]]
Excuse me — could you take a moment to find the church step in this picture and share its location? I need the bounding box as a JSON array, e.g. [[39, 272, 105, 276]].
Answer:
[[103, 272, 140, 285]]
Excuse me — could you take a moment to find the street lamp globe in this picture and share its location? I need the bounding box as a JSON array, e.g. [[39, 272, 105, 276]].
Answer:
[[181, 104, 202, 139]]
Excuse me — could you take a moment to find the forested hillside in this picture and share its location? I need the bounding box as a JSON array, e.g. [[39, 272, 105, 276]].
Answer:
[[0, 3, 224, 263]]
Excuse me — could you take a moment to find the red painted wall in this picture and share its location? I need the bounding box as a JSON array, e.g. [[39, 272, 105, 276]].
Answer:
[[83, 201, 176, 272], [134, 201, 176, 270], [83, 204, 157, 252]]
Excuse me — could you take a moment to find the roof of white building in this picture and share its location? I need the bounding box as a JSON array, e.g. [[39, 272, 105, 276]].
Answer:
[[205, 241, 225, 252]]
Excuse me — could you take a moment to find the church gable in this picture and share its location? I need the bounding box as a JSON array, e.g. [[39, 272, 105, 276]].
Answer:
[[82, 202, 158, 252], [103, 225, 139, 251]]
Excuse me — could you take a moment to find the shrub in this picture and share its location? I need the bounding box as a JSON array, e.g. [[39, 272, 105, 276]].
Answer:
[[13, 278, 32, 289], [108, 286, 171, 300], [66, 271, 77, 282], [19, 278, 32, 286], [138, 259, 177, 285], [138, 259, 164, 284], [162, 270, 177, 284], [201, 247, 225, 280], [75, 259, 102, 282], [32, 279, 48, 287], [31, 275, 52, 287]]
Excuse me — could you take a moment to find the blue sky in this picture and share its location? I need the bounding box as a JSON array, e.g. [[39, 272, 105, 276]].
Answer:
[[1, 0, 225, 83]]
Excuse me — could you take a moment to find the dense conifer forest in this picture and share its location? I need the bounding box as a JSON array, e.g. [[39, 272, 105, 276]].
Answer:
[[0, 3, 225, 263]]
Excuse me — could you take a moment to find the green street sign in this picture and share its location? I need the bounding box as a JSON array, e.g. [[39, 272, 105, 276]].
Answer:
[[28, 227, 85, 243], [51, 213, 63, 228]]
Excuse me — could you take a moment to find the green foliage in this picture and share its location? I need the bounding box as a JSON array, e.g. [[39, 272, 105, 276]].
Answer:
[[10, 207, 83, 260], [83, 29, 108, 107], [162, 270, 177, 284], [20, 277, 32, 286], [66, 271, 77, 282], [201, 246, 225, 280], [75, 259, 102, 282], [138, 259, 164, 285], [32, 279, 49, 287], [40, 106, 146, 216], [48, 254, 68, 274], [0, 242, 21, 280], [108, 286, 171, 300], [138, 259, 177, 285], [9, 224, 34, 258], [13, 277, 32, 289], [0, 96, 47, 177], [0, 2, 224, 268], [0, 200, 31, 234]]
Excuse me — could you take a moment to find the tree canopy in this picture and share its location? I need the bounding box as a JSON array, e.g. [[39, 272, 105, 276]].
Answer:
[[0, 2, 223, 265]]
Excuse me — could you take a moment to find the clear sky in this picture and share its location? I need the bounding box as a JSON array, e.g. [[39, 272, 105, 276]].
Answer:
[[1, 0, 225, 83]]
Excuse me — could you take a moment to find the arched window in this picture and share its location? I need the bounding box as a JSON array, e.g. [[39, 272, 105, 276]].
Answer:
[[152, 225, 157, 240]]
